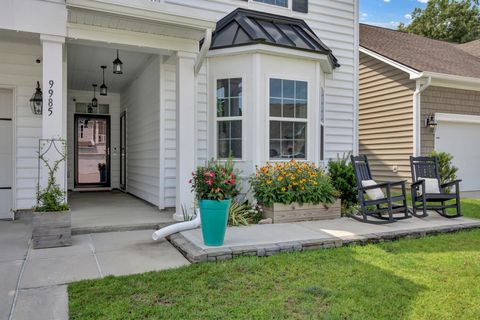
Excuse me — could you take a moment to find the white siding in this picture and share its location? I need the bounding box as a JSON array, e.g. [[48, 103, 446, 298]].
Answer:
[[0, 38, 42, 210], [121, 56, 161, 206], [66, 90, 121, 190]]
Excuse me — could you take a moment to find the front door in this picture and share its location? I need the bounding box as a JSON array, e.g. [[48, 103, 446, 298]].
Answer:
[[120, 111, 126, 190], [74, 114, 111, 188], [0, 89, 13, 219]]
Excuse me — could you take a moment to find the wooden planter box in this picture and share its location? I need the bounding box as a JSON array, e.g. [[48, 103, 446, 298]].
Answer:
[[32, 210, 72, 249], [262, 200, 341, 223]]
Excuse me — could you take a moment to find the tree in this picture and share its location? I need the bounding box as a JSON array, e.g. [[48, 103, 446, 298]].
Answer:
[[398, 0, 480, 43]]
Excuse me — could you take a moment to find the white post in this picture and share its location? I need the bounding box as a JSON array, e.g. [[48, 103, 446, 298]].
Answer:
[[174, 51, 197, 221], [40, 34, 66, 193]]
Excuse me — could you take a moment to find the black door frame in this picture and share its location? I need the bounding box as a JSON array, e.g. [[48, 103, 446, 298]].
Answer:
[[74, 114, 111, 188], [120, 111, 126, 190]]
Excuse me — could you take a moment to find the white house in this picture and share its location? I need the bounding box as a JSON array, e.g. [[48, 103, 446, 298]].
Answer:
[[0, 0, 359, 221]]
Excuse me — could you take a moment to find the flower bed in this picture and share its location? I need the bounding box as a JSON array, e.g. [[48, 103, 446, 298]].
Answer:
[[249, 161, 340, 223]]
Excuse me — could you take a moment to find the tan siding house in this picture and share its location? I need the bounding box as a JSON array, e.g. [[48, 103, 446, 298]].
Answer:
[[359, 53, 414, 182], [360, 24, 480, 190]]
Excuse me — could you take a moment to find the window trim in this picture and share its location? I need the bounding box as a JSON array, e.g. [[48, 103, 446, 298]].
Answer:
[[250, 0, 290, 9], [266, 76, 310, 162], [214, 75, 246, 161]]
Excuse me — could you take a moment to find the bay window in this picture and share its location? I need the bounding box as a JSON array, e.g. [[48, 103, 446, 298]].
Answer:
[[269, 78, 308, 160], [216, 78, 243, 159]]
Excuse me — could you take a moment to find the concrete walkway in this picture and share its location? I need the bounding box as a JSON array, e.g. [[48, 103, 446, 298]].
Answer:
[[0, 219, 188, 320], [69, 191, 175, 234]]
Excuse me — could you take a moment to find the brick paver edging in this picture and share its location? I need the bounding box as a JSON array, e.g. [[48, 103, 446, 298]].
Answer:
[[168, 221, 480, 263]]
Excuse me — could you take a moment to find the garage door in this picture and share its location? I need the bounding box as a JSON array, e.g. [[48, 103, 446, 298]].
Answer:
[[436, 117, 480, 191], [0, 89, 13, 220]]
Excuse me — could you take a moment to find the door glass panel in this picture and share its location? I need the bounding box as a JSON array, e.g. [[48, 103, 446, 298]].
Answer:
[[76, 116, 109, 185]]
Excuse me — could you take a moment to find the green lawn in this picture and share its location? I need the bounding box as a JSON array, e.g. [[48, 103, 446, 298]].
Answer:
[[69, 198, 480, 320]]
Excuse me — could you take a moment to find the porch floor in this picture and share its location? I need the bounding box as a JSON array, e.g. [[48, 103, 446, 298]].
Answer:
[[69, 190, 175, 234]]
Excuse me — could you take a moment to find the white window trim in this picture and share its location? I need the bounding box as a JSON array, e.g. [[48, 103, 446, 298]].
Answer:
[[213, 76, 246, 161], [266, 76, 310, 162], [250, 0, 291, 10]]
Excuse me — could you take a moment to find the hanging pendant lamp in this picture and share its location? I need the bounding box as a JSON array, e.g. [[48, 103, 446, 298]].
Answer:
[[100, 66, 108, 96], [113, 49, 123, 74], [89, 84, 98, 113]]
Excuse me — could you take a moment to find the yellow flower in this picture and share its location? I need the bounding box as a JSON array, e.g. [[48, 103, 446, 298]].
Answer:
[[267, 180, 272, 185], [281, 187, 286, 192], [301, 186, 305, 190], [277, 176, 283, 182]]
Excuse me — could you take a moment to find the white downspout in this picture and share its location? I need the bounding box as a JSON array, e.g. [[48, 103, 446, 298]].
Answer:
[[413, 76, 432, 156], [195, 28, 212, 75]]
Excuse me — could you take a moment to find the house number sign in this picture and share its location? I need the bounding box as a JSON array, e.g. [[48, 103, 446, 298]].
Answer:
[[47, 80, 54, 116]]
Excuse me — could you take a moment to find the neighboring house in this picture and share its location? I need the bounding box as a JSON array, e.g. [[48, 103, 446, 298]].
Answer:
[[0, 0, 359, 220], [359, 24, 480, 191]]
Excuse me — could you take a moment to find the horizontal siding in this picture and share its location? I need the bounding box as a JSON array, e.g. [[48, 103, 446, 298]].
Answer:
[[421, 86, 480, 155], [0, 39, 42, 210], [359, 53, 415, 182], [121, 56, 160, 206]]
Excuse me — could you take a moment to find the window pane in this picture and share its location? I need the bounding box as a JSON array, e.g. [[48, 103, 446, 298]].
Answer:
[[283, 99, 295, 117], [269, 140, 281, 159], [230, 97, 242, 116], [281, 121, 294, 139], [218, 140, 229, 158], [217, 98, 228, 117], [230, 120, 242, 139], [270, 98, 282, 117], [294, 122, 306, 140], [231, 139, 242, 158], [294, 140, 306, 159], [270, 121, 281, 139], [218, 121, 229, 139], [270, 78, 282, 98], [282, 140, 294, 158], [229, 78, 242, 97], [295, 81, 307, 100], [283, 80, 295, 99], [295, 101, 307, 118], [217, 79, 228, 99], [254, 0, 288, 7]]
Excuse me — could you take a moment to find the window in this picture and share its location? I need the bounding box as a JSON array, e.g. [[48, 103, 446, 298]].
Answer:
[[216, 78, 243, 159], [269, 78, 307, 160], [253, 0, 288, 7]]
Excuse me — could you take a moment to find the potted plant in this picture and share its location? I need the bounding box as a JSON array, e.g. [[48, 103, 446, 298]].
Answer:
[[249, 160, 340, 223], [32, 140, 71, 249], [190, 158, 239, 246]]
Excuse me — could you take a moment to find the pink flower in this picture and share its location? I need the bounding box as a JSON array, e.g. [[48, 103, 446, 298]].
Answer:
[[188, 179, 192, 184], [206, 179, 213, 186], [224, 180, 230, 185]]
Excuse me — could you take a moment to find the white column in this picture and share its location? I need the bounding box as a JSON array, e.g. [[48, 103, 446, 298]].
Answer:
[[40, 34, 66, 192], [174, 52, 197, 221]]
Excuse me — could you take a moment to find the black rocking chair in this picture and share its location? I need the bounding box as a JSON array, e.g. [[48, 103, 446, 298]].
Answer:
[[351, 155, 410, 224], [410, 156, 462, 218]]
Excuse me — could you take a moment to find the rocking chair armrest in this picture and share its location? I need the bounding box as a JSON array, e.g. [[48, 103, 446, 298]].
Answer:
[[411, 180, 425, 189], [361, 182, 390, 190], [387, 180, 406, 188], [441, 180, 462, 188]]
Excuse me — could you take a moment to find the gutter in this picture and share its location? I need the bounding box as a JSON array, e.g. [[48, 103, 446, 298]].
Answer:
[[413, 76, 432, 156], [195, 28, 212, 75]]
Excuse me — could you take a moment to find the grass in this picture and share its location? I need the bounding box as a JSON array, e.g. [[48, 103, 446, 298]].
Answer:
[[69, 198, 480, 320]]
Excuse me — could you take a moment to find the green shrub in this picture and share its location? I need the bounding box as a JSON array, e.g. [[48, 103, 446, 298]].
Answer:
[[228, 201, 262, 226], [428, 151, 458, 192], [327, 153, 357, 211]]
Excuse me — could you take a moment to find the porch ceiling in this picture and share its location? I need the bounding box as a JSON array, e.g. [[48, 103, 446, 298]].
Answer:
[[67, 43, 153, 93]]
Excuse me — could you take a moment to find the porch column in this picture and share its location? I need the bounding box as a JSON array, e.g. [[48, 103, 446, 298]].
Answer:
[[40, 34, 66, 192], [174, 51, 197, 221]]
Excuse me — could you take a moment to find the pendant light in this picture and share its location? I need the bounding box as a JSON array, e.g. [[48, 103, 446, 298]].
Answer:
[[89, 84, 98, 113], [113, 49, 123, 74], [100, 66, 107, 96]]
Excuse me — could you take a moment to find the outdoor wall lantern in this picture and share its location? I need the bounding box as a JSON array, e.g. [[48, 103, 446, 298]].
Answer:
[[425, 114, 437, 129], [89, 84, 98, 113], [100, 66, 108, 96], [29, 81, 43, 115], [113, 49, 123, 74]]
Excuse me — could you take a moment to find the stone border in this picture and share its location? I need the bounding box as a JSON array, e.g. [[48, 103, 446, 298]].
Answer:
[[169, 221, 480, 263]]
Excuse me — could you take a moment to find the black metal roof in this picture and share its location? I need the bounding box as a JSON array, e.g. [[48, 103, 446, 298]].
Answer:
[[208, 8, 339, 68]]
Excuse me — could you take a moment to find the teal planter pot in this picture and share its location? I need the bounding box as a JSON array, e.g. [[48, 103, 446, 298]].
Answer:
[[199, 199, 231, 246]]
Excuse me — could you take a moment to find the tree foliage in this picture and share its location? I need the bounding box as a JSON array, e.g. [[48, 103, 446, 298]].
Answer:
[[398, 0, 480, 43]]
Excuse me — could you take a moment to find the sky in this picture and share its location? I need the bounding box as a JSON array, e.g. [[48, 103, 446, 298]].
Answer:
[[360, 0, 429, 29]]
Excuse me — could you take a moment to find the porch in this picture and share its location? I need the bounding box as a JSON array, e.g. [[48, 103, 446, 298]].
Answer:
[[69, 191, 174, 234]]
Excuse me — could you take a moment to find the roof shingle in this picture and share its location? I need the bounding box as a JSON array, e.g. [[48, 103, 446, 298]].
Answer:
[[360, 24, 480, 79]]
